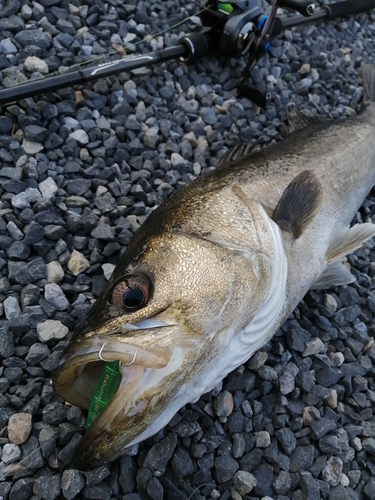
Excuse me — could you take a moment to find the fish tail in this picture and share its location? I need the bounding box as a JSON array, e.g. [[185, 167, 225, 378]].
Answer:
[[361, 63, 375, 103]]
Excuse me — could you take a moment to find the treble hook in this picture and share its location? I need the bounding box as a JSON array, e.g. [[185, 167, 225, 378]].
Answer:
[[98, 343, 137, 366]]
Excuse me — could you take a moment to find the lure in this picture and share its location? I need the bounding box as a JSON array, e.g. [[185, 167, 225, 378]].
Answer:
[[86, 361, 122, 430], [217, 2, 234, 14]]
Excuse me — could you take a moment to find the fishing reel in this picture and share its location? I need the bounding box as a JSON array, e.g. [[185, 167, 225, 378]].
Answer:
[[198, 0, 317, 106]]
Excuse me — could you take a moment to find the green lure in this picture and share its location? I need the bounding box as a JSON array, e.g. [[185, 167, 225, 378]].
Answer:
[[86, 361, 122, 430], [217, 2, 234, 14]]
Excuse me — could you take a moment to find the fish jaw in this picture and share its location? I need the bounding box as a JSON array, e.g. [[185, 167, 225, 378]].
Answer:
[[53, 321, 208, 469], [53, 323, 179, 409], [71, 344, 191, 469]]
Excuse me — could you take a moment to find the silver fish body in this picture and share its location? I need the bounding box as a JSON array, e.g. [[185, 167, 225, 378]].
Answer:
[[53, 65, 375, 469]]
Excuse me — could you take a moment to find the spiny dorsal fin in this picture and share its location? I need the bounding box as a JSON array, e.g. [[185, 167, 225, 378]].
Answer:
[[326, 223, 375, 265], [311, 259, 355, 290], [285, 102, 324, 134], [361, 63, 375, 103], [216, 142, 261, 169], [274, 170, 323, 239]]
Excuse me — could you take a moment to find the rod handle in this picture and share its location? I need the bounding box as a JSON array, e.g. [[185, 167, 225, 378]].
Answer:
[[325, 0, 375, 19]]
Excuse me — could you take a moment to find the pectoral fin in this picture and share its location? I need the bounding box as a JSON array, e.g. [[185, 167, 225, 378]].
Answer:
[[274, 170, 323, 239], [326, 223, 375, 264], [312, 222, 375, 289]]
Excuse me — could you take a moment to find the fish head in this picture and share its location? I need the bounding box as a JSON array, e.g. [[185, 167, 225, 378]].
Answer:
[[53, 204, 282, 469]]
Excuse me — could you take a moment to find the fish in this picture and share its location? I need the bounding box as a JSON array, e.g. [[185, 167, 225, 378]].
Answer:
[[53, 64, 375, 470]]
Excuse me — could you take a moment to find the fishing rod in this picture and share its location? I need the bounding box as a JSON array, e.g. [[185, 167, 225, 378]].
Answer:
[[0, 0, 374, 108]]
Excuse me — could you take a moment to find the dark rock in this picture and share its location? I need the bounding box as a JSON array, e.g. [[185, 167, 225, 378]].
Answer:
[[82, 483, 112, 500], [310, 417, 338, 439], [20, 436, 44, 469], [239, 448, 263, 472], [84, 466, 110, 486], [214, 455, 239, 483], [10, 478, 35, 500], [315, 367, 342, 386], [146, 477, 164, 500], [15, 29, 51, 48], [290, 445, 315, 472], [143, 433, 177, 475], [253, 463, 273, 497], [119, 455, 137, 494], [42, 402, 69, 425], [0, 326, 15, 357], [171, 448, 195, 477], [33, 474, 61, 500], [61, 469, 85, 500], [299, 471, 320, 500], [24, 221, 45, 245]]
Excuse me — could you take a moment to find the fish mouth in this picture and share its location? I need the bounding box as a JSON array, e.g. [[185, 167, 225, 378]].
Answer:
[[52, 319, 190, 469]]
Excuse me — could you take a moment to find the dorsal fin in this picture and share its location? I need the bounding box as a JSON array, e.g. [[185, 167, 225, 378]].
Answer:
[[274, 170, 323, 239], [216, 142, 261, 169], [285, 102, 324, 134], [361, 63, 375, 103]]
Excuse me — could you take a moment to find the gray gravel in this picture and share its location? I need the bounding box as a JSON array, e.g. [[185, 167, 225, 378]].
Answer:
[[1, 0, 375, 499]]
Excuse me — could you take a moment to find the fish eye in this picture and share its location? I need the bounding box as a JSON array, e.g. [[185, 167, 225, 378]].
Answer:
[[111, 274, 152, 311]]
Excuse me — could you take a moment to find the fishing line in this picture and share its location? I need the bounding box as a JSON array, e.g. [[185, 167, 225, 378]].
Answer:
[[187, 482, 216, 500], [2, 5, 208, 91]]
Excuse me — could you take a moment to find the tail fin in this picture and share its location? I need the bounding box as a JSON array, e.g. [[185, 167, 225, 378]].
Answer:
[[361, 63, 375, 103]]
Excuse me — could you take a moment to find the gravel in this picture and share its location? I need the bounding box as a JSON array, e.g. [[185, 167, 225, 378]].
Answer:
[[0, 0, 375, 499]]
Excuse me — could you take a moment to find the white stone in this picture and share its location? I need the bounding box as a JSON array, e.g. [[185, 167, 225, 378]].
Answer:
[[21, 4, 33, 19], [8, 413, 32, 445], [127, 215, 140, 232], [171, 152, 186, 167], [326, 389, 338, 409], [233, 471, 257, 495], [330, 351, 345, 367], [254, 431, 271, 448], [340, 473, 350, 487], [24, 56, 49, 74], [37, 319, 69, 342], [0, 38, 17, 55], [311, 68, 320, 80], [68, 250, 90, 276], [7, 221, 23, 241], [102, 263, 115, 280], [323, 293, 337, 313], [22, 139, 44, 155], [69, 129, 89, 145], [303, 337, 325, 357], [46, 261, 64, 284], [72, 293, 87, 307], [64, 117, 79, 130], [3, 296, 21, 322], [322, 456, 343, 487], [39, 177, 58, 199], [351, 437, 362, 451], [2, 444, 21, 464], [25, 187, 42, 203], [11, 192, 30, 209], [16, 155, 28, 168], [143, 127, 159, 147], [44, 283, 70, 311]]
